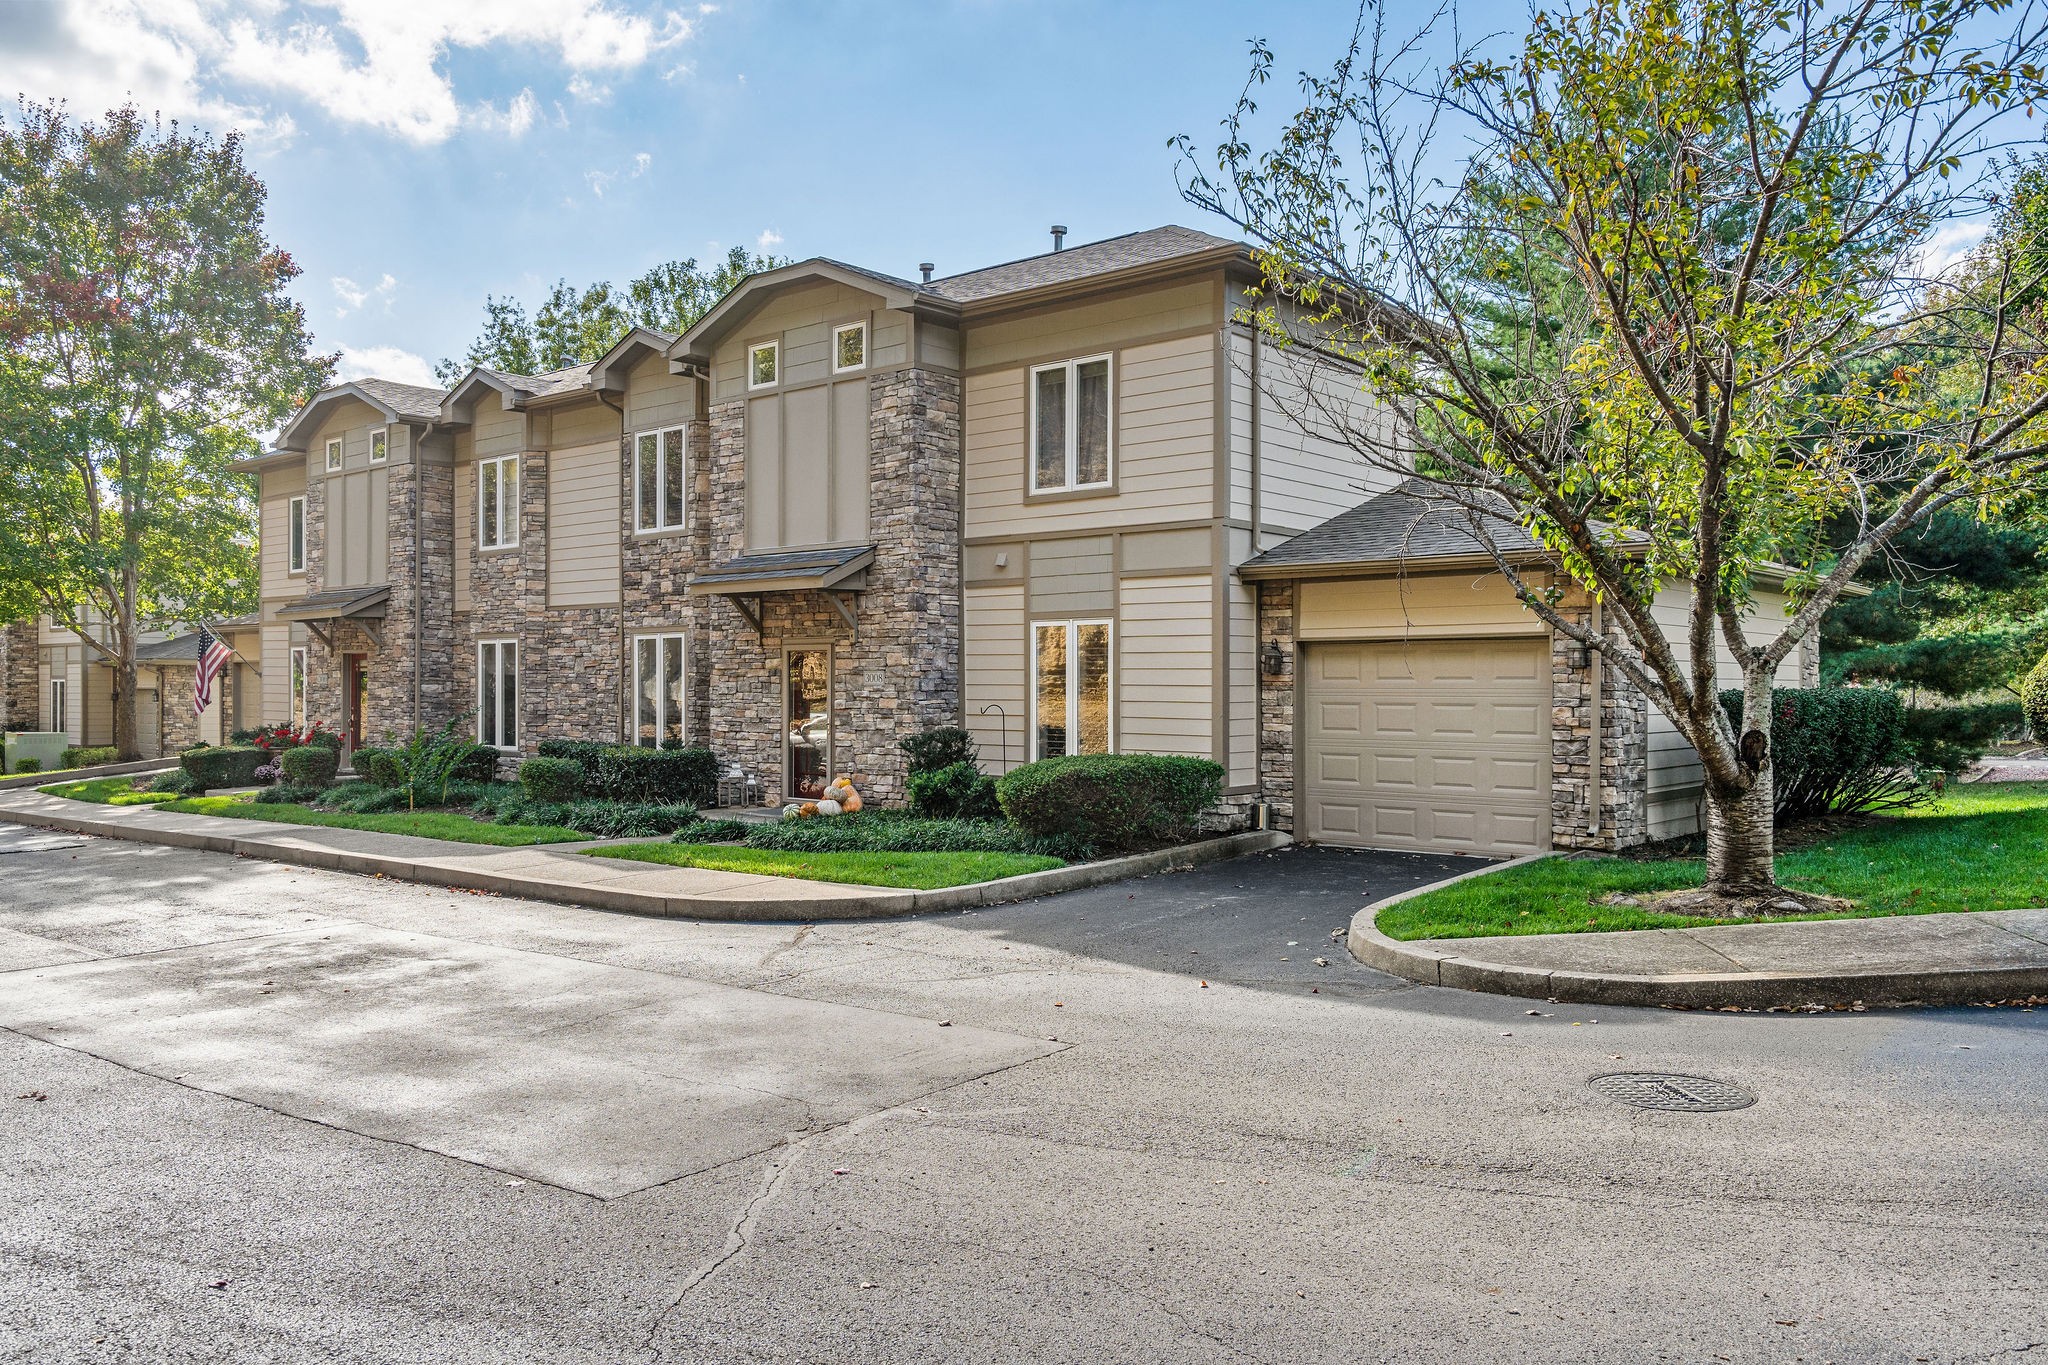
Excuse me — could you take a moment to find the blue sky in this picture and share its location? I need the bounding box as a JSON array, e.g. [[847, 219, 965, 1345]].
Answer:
[[0, 0, 1444, 387]]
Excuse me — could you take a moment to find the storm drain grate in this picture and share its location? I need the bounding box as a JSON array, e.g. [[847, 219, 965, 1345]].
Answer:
[[1590, 1072, 1755, 1112]]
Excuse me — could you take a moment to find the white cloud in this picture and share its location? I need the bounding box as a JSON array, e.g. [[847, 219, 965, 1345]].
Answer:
[[331, 272, 396, 318], [756, 228, 784, 251], [567, 74, 611, 104], [0, 0, 693, 146], [333, 344, 438, 390], [586, 168, 617, 198], [632, 151, 652, 176], [1910, 220, 1992, 282]]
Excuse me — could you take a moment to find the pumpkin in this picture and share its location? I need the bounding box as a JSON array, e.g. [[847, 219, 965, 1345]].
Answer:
[[816, 798, 842, 816], [800, 802, 818, 818], [781, 803, 802, 820], [840, 790, 863, 813]]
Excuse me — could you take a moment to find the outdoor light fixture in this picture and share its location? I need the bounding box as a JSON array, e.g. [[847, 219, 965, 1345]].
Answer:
[[1569, 643, 1592, 669], [1262, 641, 1288, 677]]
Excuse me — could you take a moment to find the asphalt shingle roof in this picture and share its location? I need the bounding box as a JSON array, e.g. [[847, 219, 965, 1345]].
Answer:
[[1242, 480, 1546, 571], [351, 377, 447, 419], [928, 226, 1241, 303]]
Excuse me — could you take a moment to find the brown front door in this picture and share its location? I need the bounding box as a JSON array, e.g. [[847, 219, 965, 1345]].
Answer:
[[343, 653, 368, 748]]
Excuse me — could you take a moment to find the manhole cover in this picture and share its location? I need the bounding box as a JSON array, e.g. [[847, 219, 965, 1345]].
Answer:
[[1589, 1072, 1755, 1112]]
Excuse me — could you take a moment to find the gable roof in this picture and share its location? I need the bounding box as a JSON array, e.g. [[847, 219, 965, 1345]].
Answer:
[[1239, 480, 1548, 578], [670, 258, 947, 365], [273, 378, 448, 452], [589, 326, 679, 390], [927, 225, 1243, 303]]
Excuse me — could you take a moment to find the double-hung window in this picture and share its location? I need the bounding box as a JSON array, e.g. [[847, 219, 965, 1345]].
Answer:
[[289, 647, 307, 728], [1029, 355, 1112, 493], [324, 438, 342, 472], [1032, 620, 1112, 759], [369, 427, 388, 463], [633, 633, 686, 748], [477, 640, 518, 750], [286, 496, 305, 574], [634, 427, 688, 533], [479, 455, 519, 549]]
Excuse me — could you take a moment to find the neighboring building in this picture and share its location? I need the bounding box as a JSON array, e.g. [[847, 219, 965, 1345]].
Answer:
[[0, 613, 257, 756], [233, 225, 1811, 856]]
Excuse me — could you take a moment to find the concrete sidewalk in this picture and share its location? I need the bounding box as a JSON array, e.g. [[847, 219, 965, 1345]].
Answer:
[[0, 788, 1285, 922], [1351, 894, 2048, 1007]]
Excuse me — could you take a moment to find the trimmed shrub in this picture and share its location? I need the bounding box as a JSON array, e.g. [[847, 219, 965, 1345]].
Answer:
[[901, 726, 977, 776], [351, 747, 405, 788], [254, 782, 323, 805], [450, 743, 498, 784], [589, 745, 718, 805], [996, 754, 1225, 853], [907, 761, 1001, 820], [669, 817, 750, 844], [279, 745, 340, 788], [179, 745, 269, 793], [13, 758, 40, 774], [535, 738, 614, 768], [1902, 701, 2023, 774], [744, 811, 1083, 859], [148, 769, 200, 794], [1718, 686, 1924, 819], [60, 745, 119, 769], [518, 756, 585, 802]]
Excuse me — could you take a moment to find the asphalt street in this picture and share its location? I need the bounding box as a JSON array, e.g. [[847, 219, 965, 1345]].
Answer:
[[0, 828, 2042, 1364]]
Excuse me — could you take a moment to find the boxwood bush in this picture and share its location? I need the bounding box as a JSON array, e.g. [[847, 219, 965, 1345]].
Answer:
[[518, 756, 585, 802], [907, 761, 1000, 820], [350, 746, 406, 788], [60, 745, 119, 769], [900, 726, 978, 775], [995, 754, 1225, 853], [1718, 686, 1924, 818], [279, 745, 339, 788], [179, 744, 270, 793]]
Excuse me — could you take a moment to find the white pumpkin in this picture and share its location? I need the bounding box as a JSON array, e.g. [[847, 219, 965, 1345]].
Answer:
[[816, 798, 843, 816], [782, 803, 803, 819]]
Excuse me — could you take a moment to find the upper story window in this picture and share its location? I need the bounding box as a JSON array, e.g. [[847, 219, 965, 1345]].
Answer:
[[479, 454, 519, 550], [748, 340, 779, 389], [287, 496, 306, 575], [324, 438, 342, 472], [1030, 355, 1112, 493], [635, 427, 688, 534], [832, 322, 867, 373], [369, 428, 388, 463]]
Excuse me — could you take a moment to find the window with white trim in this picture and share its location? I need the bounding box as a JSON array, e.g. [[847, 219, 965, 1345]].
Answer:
[[832, 322, 867, 373], [632, 633, 686, 748], [478, 454, 519, 549], [1029, 355, 1113, 493], [287, 496, 305, 574], [634, 427, 688, 533], [324, 438, 342, 472], [369, 427, 388, 462], [477, 640, 518, 750], [289, 647, 307, 728], [48, 678, 68, 736], [748, 340, 779, 388], [1031, 620, 1112, 759]]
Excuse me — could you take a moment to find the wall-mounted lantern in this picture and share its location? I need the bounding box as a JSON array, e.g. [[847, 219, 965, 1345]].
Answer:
[[1262, 640, 1288, 678]]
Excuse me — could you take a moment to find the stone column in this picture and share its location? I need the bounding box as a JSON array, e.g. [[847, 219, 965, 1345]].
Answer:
[[1256, 581, 1297, 832], [1550, 596, 1649, 851]]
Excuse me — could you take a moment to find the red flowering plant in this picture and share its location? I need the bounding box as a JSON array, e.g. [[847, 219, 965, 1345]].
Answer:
[[249, 721, 335, 752]]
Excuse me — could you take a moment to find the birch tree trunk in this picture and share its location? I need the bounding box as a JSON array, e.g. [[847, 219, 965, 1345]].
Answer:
[[1702, 668, 1776, 892]]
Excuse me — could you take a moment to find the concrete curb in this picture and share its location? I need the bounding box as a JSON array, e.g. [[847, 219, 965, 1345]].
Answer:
[[0, 759, 176, 790], [1346, 858, 2048, 1008], [1, 795, 1291, 922]]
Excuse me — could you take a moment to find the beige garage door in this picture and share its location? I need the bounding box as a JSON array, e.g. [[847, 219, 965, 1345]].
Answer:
[[1302, 638, 1551, 856]]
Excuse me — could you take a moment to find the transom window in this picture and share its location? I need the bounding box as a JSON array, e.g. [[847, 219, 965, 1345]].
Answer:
[[634, 427, 688, 533], [748, 340, 779, 388], [324, 438, 342, 472], [477, 640, 518, 750], [633, 633, 686, 748], [832, 322, 867, 373], [1032, 620, 1112, 759], [478, 454, 519, 549], [289, 647, 307, 728], [369, 428, 388, 463], [1029, 355, 1112, 493], [287, 495, 305, 574]]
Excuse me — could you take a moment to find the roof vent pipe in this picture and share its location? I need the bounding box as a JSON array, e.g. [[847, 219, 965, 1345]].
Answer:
[[1050, 224, 1067, 251], [919, 262, 934, 284]]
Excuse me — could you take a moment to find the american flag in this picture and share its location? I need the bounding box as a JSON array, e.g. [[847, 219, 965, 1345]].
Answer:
[[194, 624, 232, 717]]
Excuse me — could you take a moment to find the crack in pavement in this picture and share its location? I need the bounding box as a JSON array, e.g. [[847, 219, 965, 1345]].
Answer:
[[754, 922, 815, 970]]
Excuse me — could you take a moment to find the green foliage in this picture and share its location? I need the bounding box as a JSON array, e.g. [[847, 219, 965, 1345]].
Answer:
[[996, 754, 1225, 853], [2024, 653, 2048, 742], [59, 746, 117, 769], [179, 745, 268, 792], [278, 745, 338, 788], [517, 756, 585, 803], [147, 768, 200, 794], [0, 102, 326, 753], [907, 761, 1001, 820], [385, 720, 485, 810], [350, 746, 405, 788], [253, 782, 323, 805], [493, 795, 699, 838], [12, 758, 38, 774], [900, 726, 978, 776], [1720, 688, 1925, 820], [587, 843, 1063, 891], [532, 741, 718, 805], [668, 818, 749, 844], [745, 810, 1085, 859], [435, 247, 788, 381], [1901, 703, 2023, 773]]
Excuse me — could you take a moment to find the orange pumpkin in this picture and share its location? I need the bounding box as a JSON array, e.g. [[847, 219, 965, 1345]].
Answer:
[[799, 802, 818, 818]]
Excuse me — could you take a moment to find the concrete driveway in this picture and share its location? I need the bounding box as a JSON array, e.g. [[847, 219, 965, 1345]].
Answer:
[[3, 827, 2044, 1364]]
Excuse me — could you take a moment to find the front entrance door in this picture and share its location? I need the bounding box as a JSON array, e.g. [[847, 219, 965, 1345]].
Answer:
[[343, 653, 368, 749], [785, 647, 831, 800]]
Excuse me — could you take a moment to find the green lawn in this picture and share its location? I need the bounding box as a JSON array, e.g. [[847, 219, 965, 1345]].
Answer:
[[588, 842, 1064, 890], [1379, 782, 2048, 941], [43, 780, 586, 846]]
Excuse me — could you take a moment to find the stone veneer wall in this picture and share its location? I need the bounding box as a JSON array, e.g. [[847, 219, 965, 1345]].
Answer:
[[1549, 597, 1650, 851], [363, 461, 422, 741], [1256, 581, 1297, 833], [618, 420, 705, 748], [457, 450, 549, 752], [0, 621, 38, 730], [702, 369, 963, 806], [414, 459, 457, 733]]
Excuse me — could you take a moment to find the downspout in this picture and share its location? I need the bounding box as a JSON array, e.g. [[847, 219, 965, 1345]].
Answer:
[[1247, 324, 1263, 555], [596, 388, 628, 742]]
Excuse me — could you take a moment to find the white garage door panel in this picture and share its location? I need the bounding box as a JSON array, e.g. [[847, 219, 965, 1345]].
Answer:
[[1304, 639, 1552, 856]]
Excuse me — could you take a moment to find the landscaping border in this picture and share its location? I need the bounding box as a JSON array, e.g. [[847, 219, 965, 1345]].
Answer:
[[0, 758, 176, 790], [1346, 854, 2048, 1007], [0, 791, 1291, 921]]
